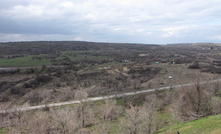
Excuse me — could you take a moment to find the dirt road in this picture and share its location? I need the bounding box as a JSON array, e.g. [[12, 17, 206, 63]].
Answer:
[[0, 79, 219, 114]]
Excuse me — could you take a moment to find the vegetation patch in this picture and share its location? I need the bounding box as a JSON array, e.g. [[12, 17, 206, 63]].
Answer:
[[154, 114, 221, 134]]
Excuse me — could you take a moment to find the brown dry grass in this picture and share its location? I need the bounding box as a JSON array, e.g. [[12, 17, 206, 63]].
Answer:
[[211, 129, 221, 134], [164, 130, 177, 134]]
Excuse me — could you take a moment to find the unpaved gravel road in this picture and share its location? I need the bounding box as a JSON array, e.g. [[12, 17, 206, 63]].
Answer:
[[0, 79, 220, 114]]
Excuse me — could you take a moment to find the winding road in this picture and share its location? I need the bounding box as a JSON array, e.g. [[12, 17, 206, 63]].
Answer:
[[0, 79, 220, 114]]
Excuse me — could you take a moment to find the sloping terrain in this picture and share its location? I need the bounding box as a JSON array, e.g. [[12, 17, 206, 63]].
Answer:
[[154, 114, 221, 134]]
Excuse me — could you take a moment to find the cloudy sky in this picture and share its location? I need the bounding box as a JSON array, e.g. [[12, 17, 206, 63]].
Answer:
[[0, 0, 221, 44]]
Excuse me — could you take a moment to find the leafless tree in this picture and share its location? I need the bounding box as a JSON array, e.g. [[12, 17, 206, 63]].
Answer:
[[209, 97, 221, 115], [74, 89, 94, 128], [123, 103, 145, 134], [27, 111, 52, 134], [94, 122, 110, 134], [59, 87, 75, 101], [9, 105, 29, 134], [101, 99, 122, 122], [171, 74, 214, 121], [143, 94, 159, 134], [95, 99, 123, 134], [50, 107, 78, 134], [38, 89, 52, 104], [0, 97, 12, 129]]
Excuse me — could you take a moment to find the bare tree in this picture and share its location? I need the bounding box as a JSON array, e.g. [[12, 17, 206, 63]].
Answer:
[[59, 87, 74, 101], [74, 89, 94, 128], [101, 99, 122, 122], [9, 105, 29, 134], [143, 94, 159, 134], [171, 74, 214, 121], [38, 89, 52, 104], [50, 107, 78, 134], [94, 122, 110, 134], [123, 103, 145, 134], [27, 111, 52, 134], [209, 97, 221, 115], [0, 97, 12, 129], [95, 99, 122, 134]]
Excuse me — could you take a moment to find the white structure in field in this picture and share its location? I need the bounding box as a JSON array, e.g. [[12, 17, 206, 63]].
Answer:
[[169, 76, 173, 79]]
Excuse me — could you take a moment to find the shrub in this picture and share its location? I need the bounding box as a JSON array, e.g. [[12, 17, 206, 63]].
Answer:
[[188, 63, 200, 69], [36, 75, 52, 83]]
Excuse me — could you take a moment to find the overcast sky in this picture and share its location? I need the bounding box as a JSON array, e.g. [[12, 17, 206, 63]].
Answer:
[[0, 0, 221, 44]]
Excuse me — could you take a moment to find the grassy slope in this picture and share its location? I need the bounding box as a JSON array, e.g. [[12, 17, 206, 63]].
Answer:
[[154, 114, 221, 134]]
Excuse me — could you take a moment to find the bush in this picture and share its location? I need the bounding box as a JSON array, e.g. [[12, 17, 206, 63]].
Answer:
[[188, 63, 200, 69], [0, 94, 11, 102], [26, 91, 43, 104], [36, 75, 52, 83], [10, 86, 26, 96], [0, 81, 11, 92]]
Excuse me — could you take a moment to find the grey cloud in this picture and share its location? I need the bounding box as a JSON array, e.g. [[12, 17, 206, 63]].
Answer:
[[0, 0, 221, 43]]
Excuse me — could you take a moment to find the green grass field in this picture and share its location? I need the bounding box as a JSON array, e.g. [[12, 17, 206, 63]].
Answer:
[[0, 55, 51, 66], [0, 52, 112, 67], [154, 114, 221, 134]]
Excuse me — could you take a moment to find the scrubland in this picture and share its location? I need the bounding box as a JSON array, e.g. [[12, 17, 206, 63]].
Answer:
[[1, 41, 221, 133]]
